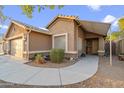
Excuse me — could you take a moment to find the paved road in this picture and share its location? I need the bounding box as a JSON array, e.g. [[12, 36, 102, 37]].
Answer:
[[0, 55, 98, 86]]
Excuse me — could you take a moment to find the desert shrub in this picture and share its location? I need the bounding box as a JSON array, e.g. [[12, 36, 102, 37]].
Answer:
[[50, 49, 64, 63], [35, 53, 42, 60], [35, 53, 44, 64]]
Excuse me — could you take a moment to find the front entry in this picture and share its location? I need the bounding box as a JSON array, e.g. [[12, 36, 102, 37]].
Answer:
[[86, 39, 98, 55]]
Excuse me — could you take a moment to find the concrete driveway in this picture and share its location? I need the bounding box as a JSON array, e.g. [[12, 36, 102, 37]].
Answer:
[[0, 55, 98, 86]]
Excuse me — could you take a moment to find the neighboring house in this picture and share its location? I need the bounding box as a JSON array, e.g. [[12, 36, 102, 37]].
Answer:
[[1, 15, 110, 60], [117, 34, 124, 54]]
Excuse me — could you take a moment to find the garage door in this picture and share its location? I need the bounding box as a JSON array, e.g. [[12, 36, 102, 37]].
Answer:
[[11, 38, 23, 58], [0, 43, 3, 53]]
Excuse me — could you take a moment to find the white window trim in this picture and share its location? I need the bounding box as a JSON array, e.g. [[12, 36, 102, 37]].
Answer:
[[65, 51, 78, 54], [23, 50, 78, 54], [23, 50, 51, 54], [52, 33, 68, 52]]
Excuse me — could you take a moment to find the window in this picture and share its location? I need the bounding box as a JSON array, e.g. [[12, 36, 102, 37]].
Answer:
[[53, 33, 68, 52], [54, 35, 66, 50]]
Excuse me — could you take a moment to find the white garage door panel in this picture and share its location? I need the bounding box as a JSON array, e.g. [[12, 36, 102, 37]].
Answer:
[[0, 44, 3, 53], [11, 38, 23, 58]]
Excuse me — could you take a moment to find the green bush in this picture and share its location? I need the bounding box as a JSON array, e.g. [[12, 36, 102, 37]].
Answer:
[[50, 49, 65, 63]]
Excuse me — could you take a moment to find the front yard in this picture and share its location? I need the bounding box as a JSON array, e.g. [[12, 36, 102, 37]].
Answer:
[[64, 56, 124, 88], [0, 56, 124, 88]]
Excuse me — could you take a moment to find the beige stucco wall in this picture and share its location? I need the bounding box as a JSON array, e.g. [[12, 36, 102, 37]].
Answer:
[[74, 22, 78, 51], [98, 37, 105, 56], [118, 39, 124, 54], [98, 37, 104, 50], [6, 23, 27, 38], [5, 24, 52, 60], [29, 31, 52, 51], [48, 18, 76, 52], [77, 27, 85, 56], [85, 32, 101, 39]]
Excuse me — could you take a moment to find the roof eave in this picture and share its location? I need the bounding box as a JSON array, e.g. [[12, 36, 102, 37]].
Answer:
[[4, 21, 27, 39], [75, 20, 111, 36], [46, 16, 58, 29], [46, 15, 77, 29], [4, 20, 52, 38]]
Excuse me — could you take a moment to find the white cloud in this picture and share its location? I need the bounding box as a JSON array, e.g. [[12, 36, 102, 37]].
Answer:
[[102, 15, 120, 31], [102, 15, 116, 23], [0, 25, 8, 29], [87, 5, 101, 11]]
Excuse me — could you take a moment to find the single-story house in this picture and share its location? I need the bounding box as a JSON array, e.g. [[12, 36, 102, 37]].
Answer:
[[1, 15, 111, 60]]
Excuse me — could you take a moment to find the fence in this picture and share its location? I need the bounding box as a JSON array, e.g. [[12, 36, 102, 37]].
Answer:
[[104, 40, 116, 56]]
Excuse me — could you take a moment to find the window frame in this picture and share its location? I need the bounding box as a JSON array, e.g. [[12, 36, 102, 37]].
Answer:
[[52, 33, 68, 52]]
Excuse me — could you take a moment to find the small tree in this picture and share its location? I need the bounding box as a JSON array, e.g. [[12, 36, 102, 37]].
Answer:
[[119, 18, 124, 31], [0, 5, 64, 24], [106, 31, 123, 41]]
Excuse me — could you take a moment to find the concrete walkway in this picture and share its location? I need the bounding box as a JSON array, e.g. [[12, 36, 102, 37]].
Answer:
[[0, 55, 98, 86]]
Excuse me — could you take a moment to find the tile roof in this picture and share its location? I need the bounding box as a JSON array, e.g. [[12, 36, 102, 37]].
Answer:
[[46, 15, 111, 36], [11, 20, 52, 35], [77, 20, 111, 36], [10, 15, 111, 36]]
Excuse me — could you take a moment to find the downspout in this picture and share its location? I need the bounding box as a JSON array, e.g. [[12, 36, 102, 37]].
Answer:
[[27, 29, 31, 61]]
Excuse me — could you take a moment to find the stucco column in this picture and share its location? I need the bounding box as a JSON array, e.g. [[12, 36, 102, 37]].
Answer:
[[98, 37, 105, 56], [26, 30, 31, 61], [84, 39, 86, 54], [6, 41, 10, 54]]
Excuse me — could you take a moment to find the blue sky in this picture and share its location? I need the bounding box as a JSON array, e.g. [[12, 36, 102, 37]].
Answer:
[[0, 5, 124, 35]]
